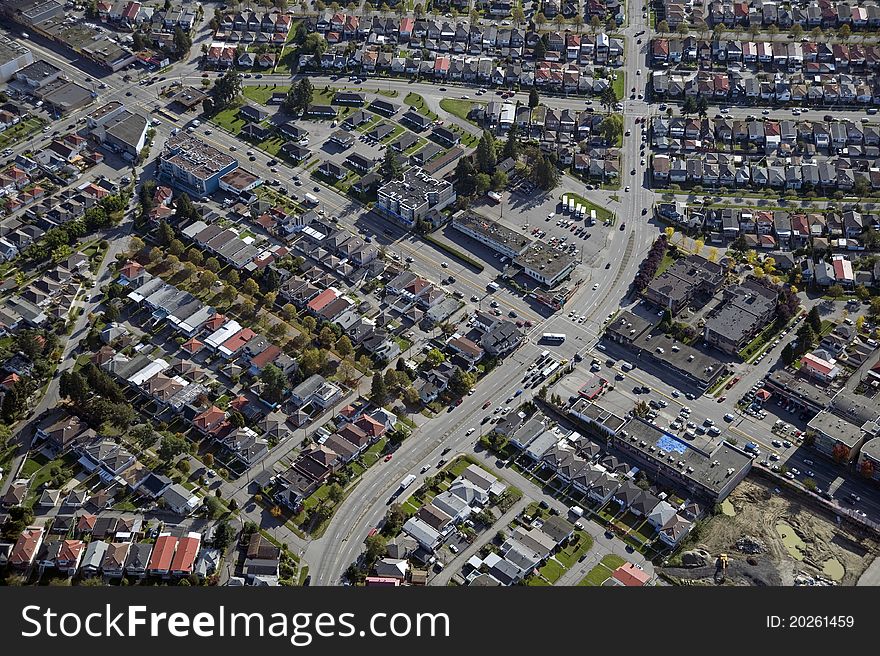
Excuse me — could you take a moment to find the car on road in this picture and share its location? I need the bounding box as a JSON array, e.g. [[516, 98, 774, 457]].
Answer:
[[441, 261, 448, 268], [313, 185, 320, 192], [384, 454, 393, 462], [624, 186, 630, 192], [421, 465, 430, 473]]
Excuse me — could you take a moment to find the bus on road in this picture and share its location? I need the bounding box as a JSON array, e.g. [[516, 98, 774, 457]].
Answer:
[[541, 333, 566, 344]]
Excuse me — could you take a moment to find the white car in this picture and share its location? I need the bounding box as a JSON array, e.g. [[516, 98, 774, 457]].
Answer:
[[466, 428, 475, 436], [592, 283, 599, 290], [441, 261, 449, 268], [625, 186, 630, 192]]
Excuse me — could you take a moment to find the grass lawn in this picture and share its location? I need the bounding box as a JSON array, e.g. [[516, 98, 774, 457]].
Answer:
[[819, 320, 835, 336], [526, 576, 551, 586], [560, 192, 614, 223], [0, 117, 46, 150], [439, 98, 484, 125], [210, 105, 246, 134], [578, 554, 627, 586], [537, 558, 566, 583], [612, 70, 626, 101], [555, 530, 594, 569], [655, 251, 676, 276], [361, 437, 389, 468], [404, 92, 438, 121], [242, 84, 290, 105]]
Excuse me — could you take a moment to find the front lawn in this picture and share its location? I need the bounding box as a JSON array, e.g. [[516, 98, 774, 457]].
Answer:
[[577, 554, 627, 586], [439, 98, 484, 125], [210, 105, 246, 134], [536, 557, 566, 583], [242, 84, 290, 106], [554, 530, 594, 569]]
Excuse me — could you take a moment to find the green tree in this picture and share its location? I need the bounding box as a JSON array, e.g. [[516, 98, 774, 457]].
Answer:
[[173, 26, 192, 59], [380, 147, 403, 180], [318, 325, 336, 349], [158, 433, 189, 463], [425, 348, 446, 367], [807, 306, 822, 334], [475, 130, 497, 174], [370, 372, 387, 402], [528, 88, 540, 108], [211, 70, 242, 111], [491, 170, 508, 191], [299, 348, 326, 375], [600, 114, 624, 145], [448, 368, 475, 397], [364, 534, 387, 563], [336, 335, 353, 358], [242, 278, 260, 297], [261, 363, 287, 403]]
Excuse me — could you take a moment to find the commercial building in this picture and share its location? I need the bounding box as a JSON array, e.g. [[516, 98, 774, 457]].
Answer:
[[0, 38, 33, 83], [611, 417, 752, 502], [376, 167, 456, 228], [807, 409, 873, 463], [96, 110, 148, 161], [35, 78, 94, 114], [451, 210, 530, 259], [158, 134, 239, 197], [604, 311, 726, 390], [514, 241, 577, 287], [15, 59, 61, 89]]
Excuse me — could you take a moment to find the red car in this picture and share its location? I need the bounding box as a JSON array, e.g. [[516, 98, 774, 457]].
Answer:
[[482, 400, 491, 409], [524, 320, 533, 327], [717, 395, 726, 403], [384, 454, 393, 462], [366, 527, 378, 539]]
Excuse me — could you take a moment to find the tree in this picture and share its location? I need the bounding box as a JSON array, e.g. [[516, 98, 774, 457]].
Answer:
[[59, 370, 89, 405], [173, 26, 192, 59], [448, 368, 475, 397], [327, 484, 344, 505], [807, 306, 822, 334], [502, 123, 521, 160], [475, 130, 497, 174], [380, 147, 403, 180], [242, 278, 260, 297], [454, 157, 477, 196], [534, 11, 547, 27], [838, 24, 851, 38], [214, 521, 235, 550], [187, 248, 204, 267], [657, 19, 669, 32], [474, 173, 491, 195], [425, 348, 446, 367], [211, 70, 242, 111], [385, 503, 406, 533], [491, 170, 509, 191], [204, 495, 223, 519], [590, 15, 601, 31], [318, 325, 336, 349], [127, 235, 145, 256], [682, 96, 697, 116], [302, 316, 317, 333], [371, 372, 387, 402], [158, 433, 189, 463], [197, 270, 218, 291], [530, 155, 560, 191], [336, 335, 353, 358], [827, 284, 845, 298], [299, 348, 326, 376], [364, 534, 387, 563], [599, 114, 624, 144], [261, 363, 287, 403], [534, 35, 547, 60], [529, 88, 540, 108], [600, 86, 617, 113]]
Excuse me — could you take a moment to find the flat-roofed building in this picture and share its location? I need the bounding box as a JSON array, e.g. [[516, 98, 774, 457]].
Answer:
[[158, 133, 239, 196]]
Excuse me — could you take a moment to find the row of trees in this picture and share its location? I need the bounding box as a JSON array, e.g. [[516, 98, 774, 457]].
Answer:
[[633, 235, 669, 292], [58, 362, 136, 430]]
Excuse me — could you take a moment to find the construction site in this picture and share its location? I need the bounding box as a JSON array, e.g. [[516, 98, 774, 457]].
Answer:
[[659, 478, 878, 587]]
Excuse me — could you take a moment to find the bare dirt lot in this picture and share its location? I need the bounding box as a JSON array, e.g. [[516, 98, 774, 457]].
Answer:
[[661, 478, 878, 586]]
